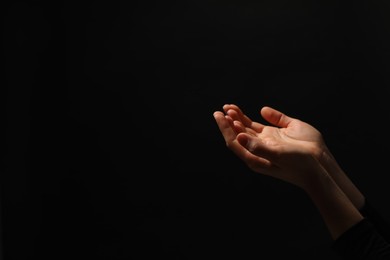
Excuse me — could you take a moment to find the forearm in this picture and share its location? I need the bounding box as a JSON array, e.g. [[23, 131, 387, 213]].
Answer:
[[318, 147, 365, 210], [304, 172, 364, 240]]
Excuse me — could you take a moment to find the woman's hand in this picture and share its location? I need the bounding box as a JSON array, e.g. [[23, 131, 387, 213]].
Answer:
[[213, 104, 364, 239], [213, 104, 329, 189], [213, 104, 365, 208]]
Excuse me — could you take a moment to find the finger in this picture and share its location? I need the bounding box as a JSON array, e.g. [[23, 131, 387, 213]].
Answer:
[[213, 111, 255, 159], [233, 133, 276, 174], [213, 111, 237, 143], [233, 120, 258, 136], [232, 120, 246, 134], [217, 112, 258, 137], [228, 136, 273, 172], [236, 133, 279, 163], [214, 111, 271, 169], [223, 104, 254, 126], [260, 106, 295, 128], [225, 109, 262, 136], [223, 104, 265, 132]]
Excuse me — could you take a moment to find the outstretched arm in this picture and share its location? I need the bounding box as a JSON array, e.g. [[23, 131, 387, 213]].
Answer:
[[213, 104, 363, 239], [218, 104, 365, 210]]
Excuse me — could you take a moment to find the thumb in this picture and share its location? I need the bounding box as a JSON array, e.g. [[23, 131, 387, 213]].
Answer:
[[261, 106, 294, 128]]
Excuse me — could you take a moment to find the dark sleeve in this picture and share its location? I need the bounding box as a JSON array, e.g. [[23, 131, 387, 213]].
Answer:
[[359, 200, 390, 242], [332, 200, 390, 260]]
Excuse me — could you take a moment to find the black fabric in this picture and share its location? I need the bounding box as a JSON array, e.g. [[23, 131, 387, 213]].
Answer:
[[333, 201, 390, 260], [360, 201, 390, 242]]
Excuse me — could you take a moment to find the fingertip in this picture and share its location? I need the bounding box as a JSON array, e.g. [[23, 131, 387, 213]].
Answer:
[[260, 105, 280, 119], [223, 103, 239, 110], [260, 105, 272, 113], [213, 111, 223, 118], [236, 133, 249, 147], [226, 108, 235, 116]]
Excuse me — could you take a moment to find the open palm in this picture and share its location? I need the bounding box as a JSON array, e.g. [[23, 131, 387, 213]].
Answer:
[[222, 104, 327, 156], [213, 104, 331, 188]]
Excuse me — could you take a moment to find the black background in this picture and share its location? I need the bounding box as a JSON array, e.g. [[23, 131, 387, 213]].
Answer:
[[4, 1, 390, 259]]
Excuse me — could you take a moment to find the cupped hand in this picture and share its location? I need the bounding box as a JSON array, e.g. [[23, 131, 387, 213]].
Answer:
[[213, 104, 330, 188], [225, 104, 325, 148]]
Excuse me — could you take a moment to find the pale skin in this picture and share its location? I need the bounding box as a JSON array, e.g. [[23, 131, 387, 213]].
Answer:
[[213, 104, 365, 240]]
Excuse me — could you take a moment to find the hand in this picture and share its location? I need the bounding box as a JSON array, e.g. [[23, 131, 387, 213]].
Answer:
[[213, 104, 365, 240], [214, 104, 327, 158], [213, 104, 329, 189]]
